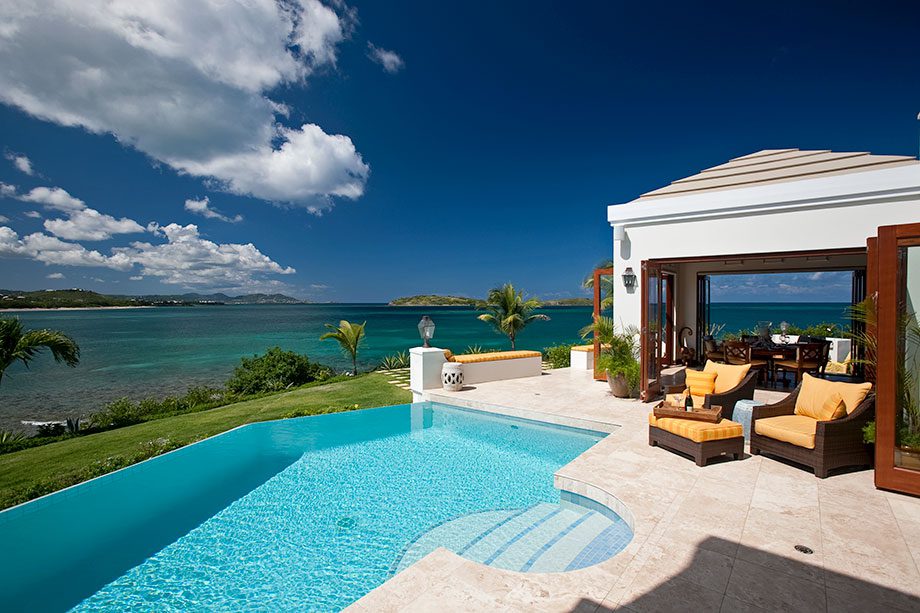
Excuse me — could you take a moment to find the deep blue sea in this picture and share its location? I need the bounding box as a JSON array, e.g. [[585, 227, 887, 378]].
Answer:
[[0, 302, 849, 427]]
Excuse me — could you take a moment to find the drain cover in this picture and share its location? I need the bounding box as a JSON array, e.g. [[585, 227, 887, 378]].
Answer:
[[794, 544, 814, 555], [511, 425, 520, 430], [336, 517, 357, 530]]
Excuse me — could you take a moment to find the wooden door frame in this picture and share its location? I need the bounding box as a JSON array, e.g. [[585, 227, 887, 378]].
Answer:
[[640, 260, 662, 401], [592, 266, 614, 381], [661, 271, 676, 367], [875, 222, 920, 496]]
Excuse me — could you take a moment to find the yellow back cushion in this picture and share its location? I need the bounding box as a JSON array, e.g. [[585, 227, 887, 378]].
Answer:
[[794, 373, 872, 417], [795, 391, 847, 421], [443, 349, 454, 362], [703, 361, 752, 394], [685, 369, 717, 397]]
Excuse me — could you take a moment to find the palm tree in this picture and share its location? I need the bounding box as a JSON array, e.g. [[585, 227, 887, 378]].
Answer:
[[0, 317, 80, 386], [582, 258, 614, 311], [320, 320, 366, 376], [477, 284, 549, 350]]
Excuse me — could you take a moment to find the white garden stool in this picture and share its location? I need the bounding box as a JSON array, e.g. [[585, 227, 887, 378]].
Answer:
[[441, 362, 464, 391]]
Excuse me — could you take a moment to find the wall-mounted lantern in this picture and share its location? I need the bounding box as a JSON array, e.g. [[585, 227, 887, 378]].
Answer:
[[622, 267, 637, 289]]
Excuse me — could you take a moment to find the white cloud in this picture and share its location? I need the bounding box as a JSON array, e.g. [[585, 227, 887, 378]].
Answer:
[[24, 211, 42, 218], [0, 183, 15, 198], [114, 223, 295, 287], [5, 152, 33, 175], [0, 215, 7, 223], [46, 272, 64, 279], [367, 43, 404, 73], [184, 196, 242, 223], [0, 0, 369, 209], [0, 226, 132, 269], [19, 186, 85, 212], [129, 275, 143, 281], [44, 208, 145, 241]]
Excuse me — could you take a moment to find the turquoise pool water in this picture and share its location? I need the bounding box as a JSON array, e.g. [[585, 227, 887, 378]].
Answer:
[[0, 402, 613, 611]]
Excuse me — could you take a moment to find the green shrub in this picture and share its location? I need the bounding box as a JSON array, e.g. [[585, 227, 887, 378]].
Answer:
[[463, 345, 501, 354], [226, 347, 331, 395], [543, 343, 576, 369], [378, 351, 409, 370], [284, 403, 360, 419], [0, 430, 26, 443], [89, 386, 232, 429]]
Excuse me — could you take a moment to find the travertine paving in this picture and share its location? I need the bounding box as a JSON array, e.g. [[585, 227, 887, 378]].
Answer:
[[349, 368, 920, 612]]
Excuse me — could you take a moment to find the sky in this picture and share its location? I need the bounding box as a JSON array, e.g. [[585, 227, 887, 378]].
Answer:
[[0, 1, 918, 302]]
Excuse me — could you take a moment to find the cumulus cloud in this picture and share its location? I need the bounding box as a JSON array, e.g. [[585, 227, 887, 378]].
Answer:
[[18, 186, 85, 212], [5, 152, 34, 175], [0, 222, 294, 290], [0, 0, 368, 210], [367, 43, 404, 73], [44, 208, 145, 241], [114, 223, 295, 287], [24, 211, 42, 218], [46, 272, 64, 279], [184, 196, 242, 223], [0, 183, 15, 198]]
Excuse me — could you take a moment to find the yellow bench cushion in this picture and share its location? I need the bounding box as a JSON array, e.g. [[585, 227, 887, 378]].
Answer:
[[794, 373, 872, 417], [703, 361, 751, 394], [754, 414, 818, 449], [685, 369, 717, 397], [451, 350, 542, 364], [648, 413, 743, 443], [571, 345, 594, 352]]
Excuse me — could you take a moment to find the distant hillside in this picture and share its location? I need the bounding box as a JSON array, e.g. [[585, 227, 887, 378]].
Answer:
[[542, 298, 592, 306], [0, 289, 306, 309], [389, 295, 484, 307], [388, 294, 591, 307]]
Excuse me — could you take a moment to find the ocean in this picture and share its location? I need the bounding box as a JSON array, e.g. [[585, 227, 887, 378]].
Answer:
[[0, 302, 850, 428]]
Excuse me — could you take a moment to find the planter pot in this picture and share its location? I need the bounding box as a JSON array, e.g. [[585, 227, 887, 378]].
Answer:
[[895, 446, 920, 471], [606, 370, 630, 398]]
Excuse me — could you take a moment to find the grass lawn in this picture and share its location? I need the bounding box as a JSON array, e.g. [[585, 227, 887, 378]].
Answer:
[[0, 373, 411, 510]]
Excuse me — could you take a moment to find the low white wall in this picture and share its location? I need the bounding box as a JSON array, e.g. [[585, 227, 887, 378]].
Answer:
[[571, 348, 594, 370], [459, 357, 543, 384]]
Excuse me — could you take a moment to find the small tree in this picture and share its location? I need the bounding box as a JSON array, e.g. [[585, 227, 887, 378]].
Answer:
[[0, 317, 80, 386], [477, 284, 549, 350], [320, 320, 366, 376]]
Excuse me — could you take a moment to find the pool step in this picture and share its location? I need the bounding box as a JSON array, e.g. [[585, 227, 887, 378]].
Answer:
[[394, 501, 631, 575]]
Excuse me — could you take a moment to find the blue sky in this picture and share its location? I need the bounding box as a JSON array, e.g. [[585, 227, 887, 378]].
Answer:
[[0, 1, 918, 302]]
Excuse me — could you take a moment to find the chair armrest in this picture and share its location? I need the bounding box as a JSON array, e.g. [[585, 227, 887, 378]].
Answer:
[[663, 384, 686, 395], [751, 387, 800, 421], [707, 370, 758, 413], [817, 393, 875, 438]]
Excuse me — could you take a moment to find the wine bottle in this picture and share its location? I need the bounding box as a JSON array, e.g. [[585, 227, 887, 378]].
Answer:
[[684, 392, 693, 411]]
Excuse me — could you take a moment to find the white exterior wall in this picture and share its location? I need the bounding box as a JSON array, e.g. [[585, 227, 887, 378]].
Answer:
[[608, 164, 920, 332]]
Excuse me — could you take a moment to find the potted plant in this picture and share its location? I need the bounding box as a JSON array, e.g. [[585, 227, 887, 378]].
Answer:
[[581, 317, 640, 398]]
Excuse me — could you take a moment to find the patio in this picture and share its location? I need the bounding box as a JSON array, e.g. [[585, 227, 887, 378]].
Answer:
[[350, 368, 920, 612]]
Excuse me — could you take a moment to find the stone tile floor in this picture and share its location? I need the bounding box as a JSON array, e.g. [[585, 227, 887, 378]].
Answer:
[[349, 368, 920, 612]]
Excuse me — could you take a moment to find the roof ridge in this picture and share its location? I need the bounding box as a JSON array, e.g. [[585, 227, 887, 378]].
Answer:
[[677, 151, 870, 184]]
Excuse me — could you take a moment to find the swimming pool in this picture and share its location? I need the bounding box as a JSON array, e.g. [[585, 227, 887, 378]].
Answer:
[[1, 402, 631, 611]]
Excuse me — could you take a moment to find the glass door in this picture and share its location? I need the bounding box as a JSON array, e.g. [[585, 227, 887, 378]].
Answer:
[[641, 261, 663, 400], [875, 223, 920, 496]]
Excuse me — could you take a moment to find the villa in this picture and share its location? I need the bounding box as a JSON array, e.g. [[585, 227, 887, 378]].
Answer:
[[3, 150, 919, 611]]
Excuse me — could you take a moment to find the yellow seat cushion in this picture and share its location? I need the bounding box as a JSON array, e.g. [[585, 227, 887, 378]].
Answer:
[[666, 393, 706, 408], [685, 369, 717, 397], [754, 415, 818, 449], [571, 345, 594, 352], [703, 361, 751, 394], [648, 413, 743, 443], [794, 373, 872, 416], [451, 350, 542, 364]]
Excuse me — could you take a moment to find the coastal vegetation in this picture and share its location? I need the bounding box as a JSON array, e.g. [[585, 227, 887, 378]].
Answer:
[[0, 317, 80, 385], [226, 347, 332, 395], [0, 374, 410, 510], [0, 288, 305, 309], [719, 321, 847, 340], [477, 284, 549, 350], [582, 259, 614, 311], [377, 351, 409, 370], [320, 320, 366, 376], [543, 343, 576, 369], [581, 317, 641, 397]]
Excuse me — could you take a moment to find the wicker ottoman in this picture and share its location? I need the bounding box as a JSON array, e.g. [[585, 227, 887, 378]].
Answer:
[[648, 413, 745, 467]]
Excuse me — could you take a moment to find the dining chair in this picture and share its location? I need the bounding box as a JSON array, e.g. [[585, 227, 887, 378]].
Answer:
[[724, 340, 770, 384], [773, 342, 824, 386]]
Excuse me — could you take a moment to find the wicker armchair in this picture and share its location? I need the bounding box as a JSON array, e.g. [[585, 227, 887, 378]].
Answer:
[[750, 386, 875, 478], [665, 369, 757, 412]]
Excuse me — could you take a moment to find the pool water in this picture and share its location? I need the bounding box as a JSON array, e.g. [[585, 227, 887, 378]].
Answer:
[[1, 402, 623, 611]]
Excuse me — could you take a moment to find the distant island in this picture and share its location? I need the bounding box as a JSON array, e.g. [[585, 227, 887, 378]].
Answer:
[[0, 289, 307, 309], [388, 294, 591, 307]]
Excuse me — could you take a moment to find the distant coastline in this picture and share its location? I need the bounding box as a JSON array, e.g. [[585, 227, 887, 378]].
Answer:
[[388, 294, 591, 307], [0, 306, 155, 313]]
